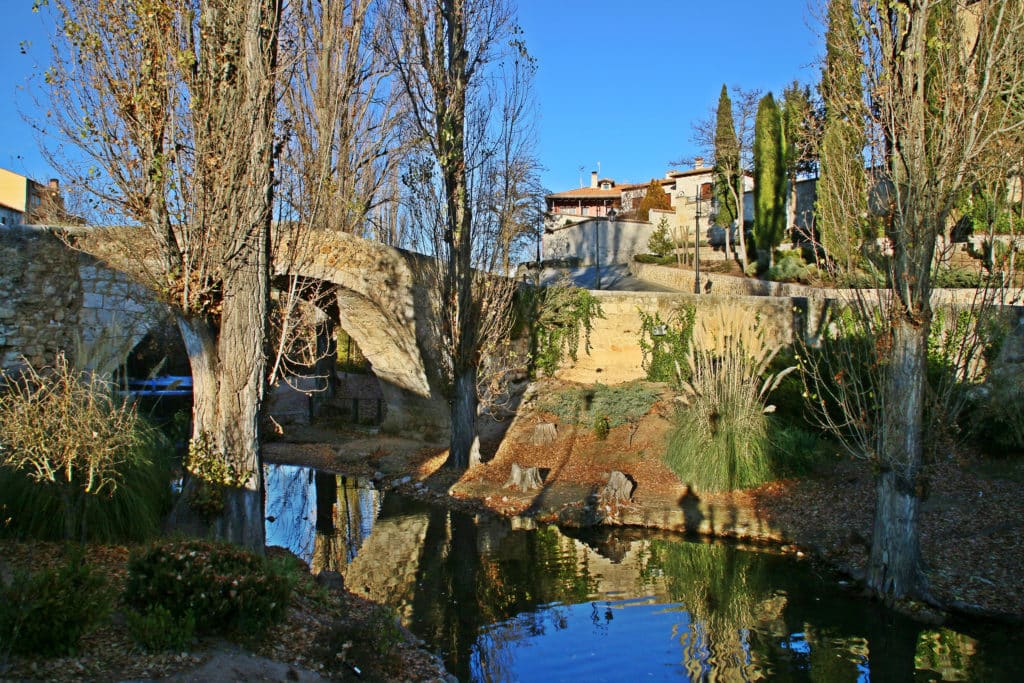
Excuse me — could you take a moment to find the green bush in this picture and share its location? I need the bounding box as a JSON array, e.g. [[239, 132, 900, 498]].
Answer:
[[932, 267, 983, 289], [537, 382, 660, 429], [765, 251, 814, 283], [124, 539, 295, 637], [317, 604, 403, 674], [769, 423, 828, 476], [126, 604, 196, 652], [647, 218, 675, 257], [525, 280, 603, 377], [633, 253, 678, 265], [0, 553, 110, 657]]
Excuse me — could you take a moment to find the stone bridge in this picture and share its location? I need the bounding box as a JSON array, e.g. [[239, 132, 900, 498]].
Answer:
[[0, 226, 449, 434]]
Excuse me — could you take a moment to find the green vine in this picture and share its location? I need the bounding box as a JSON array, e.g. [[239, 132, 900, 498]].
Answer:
[[638, 305, 697, 386], [525, 280, 604, 377]]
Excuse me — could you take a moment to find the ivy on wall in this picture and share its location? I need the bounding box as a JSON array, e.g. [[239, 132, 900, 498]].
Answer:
[[637, 304, 697, 386]]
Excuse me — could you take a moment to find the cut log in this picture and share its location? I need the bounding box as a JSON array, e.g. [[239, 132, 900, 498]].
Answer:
[[504, 463, 544, 491], [602, 470, 635, 504], [530, 422, 558, 446]]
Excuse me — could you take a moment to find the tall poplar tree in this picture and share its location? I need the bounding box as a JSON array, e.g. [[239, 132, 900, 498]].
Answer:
[[802, 0, 1024, 602], [43, 0, 282, 550], [381, 0, 537, 470], [753, 93, 786, 267], [816, 0, 869, 274], [781, 81, 820, 240]]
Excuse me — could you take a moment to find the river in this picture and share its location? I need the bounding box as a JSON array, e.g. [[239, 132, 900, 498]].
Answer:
[[265, 463, 1023, 682]]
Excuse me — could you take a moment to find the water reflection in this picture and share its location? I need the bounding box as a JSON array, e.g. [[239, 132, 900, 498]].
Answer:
[[264, 465, 1022, 682], [264, 464, 380, 569]]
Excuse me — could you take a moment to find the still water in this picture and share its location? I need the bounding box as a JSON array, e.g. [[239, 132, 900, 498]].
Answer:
[[265, 463, 1022, 682]]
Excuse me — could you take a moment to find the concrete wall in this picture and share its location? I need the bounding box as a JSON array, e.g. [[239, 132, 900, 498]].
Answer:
[[0, 227, 163, 375], [543, 218, 657, 266]]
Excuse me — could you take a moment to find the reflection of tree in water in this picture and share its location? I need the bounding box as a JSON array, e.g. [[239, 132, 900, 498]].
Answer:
[[409, 514, 602, 682], [264, 465, 316, 563], [646, 540, 781, 680], [310, 473, 381, 575]]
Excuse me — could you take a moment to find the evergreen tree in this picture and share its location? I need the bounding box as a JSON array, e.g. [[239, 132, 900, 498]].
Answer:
[[781, 81, 820, 240], [753, 93, 786, 266], [713, 85, 740, 232], [815, 0, 868, 274], [636, 179, 671, 221]]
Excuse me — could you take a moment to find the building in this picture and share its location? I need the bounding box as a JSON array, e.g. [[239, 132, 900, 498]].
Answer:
[[542, 161, 719, 266], [0, 168, 69, 227]]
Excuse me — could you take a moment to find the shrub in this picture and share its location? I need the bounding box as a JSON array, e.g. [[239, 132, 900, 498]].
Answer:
[[765, 251, 814, 283], [126, 604, 196, 652], [647, 217, 675, 257], [0, 353, 169, 542], [124, 539, 295, 637], [537, 382, 660, 429], [932, 267, 983, 289], [664, 306, 794, 491], [633, 253, 678, 265], [0, 553, 109, 657], [317, 604, 403, 674], [769, 423, 828, 476]]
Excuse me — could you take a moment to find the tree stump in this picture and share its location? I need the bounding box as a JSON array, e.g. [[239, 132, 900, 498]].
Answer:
[[530, 422, 557, 445], [504, 463, 544, 491], [602, 470, 634, 504]]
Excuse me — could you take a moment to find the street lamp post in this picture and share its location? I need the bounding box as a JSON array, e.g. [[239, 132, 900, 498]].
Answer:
[[693, 190, 703, 294]]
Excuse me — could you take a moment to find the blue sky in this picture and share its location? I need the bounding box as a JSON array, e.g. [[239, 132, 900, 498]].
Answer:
[[0, 1, 823, 193]]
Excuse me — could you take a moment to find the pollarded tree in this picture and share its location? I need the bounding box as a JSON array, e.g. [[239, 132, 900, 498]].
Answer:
[[803, 0, 1024, 602], [753, 93, 786, 267], [636, 179, 671, 222], [41, 0, 282, 550], [815, 0, 869, 274]]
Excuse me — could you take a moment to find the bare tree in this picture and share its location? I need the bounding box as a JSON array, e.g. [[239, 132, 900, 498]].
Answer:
[[380, 0, 538, 469], [803, 0, 1024, 602], [40, 0, 282, 550]]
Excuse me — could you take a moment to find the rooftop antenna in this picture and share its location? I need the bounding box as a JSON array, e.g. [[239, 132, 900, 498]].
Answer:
[[597, 161, 601, 178], [577, 165, 584, 188]]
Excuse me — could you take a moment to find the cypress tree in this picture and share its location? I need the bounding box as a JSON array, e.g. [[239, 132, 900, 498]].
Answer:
[[816, 0, 868, 274], [713, 85, 740, 231], [753, 92, 786, 266]]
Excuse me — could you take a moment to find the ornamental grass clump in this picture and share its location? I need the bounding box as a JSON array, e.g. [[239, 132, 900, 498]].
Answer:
[[664, 306, 795, 491], [0, 352, 169, 542]]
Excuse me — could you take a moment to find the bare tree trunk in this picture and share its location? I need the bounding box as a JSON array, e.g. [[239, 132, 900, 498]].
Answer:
[[867, 317, 927, 599], [449, 365, 481, 469]]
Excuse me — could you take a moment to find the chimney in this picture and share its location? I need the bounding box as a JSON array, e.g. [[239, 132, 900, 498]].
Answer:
[[48, 179, 60, 190], [590, 171, 598, 188], [694, 157, 705, 169]]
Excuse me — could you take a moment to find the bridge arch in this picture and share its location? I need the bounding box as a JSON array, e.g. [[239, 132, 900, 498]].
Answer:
[[277, 231, 449, 436]]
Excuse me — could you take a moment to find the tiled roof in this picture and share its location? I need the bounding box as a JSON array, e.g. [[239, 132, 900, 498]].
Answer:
[[545, 187, 621, 200]]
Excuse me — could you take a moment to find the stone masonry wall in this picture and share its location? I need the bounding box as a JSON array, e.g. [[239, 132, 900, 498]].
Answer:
[[0, 227, 163, 374], [0, 227, 83, 370]]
